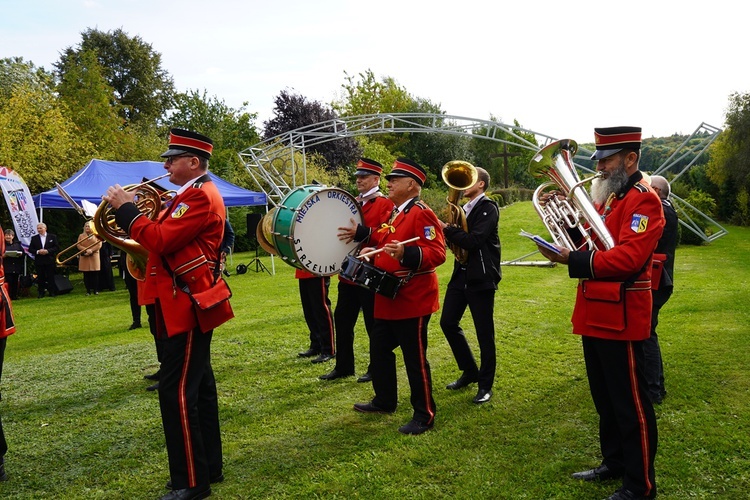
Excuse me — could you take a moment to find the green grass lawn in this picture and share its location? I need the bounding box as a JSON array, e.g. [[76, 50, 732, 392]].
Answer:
[[1, 201, 748, 499]]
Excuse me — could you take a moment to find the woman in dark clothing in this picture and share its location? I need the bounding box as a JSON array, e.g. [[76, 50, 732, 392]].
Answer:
[[3, 230, 23, 300]]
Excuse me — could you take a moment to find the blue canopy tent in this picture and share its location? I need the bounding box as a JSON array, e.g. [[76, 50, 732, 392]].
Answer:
[[33, 159, 266, 210]]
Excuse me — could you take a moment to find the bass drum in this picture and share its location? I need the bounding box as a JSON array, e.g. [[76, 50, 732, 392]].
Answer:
[[272, 185, 363, 276]]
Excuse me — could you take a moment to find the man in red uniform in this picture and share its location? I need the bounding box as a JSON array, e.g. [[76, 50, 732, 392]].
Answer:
[[320, 158, 394, 382], [105, 128, 233, 500], [537, 127, 664, 500], [0, 224, 17, 481], [353, 158, 446, 435], [295, 269, 335, 363]]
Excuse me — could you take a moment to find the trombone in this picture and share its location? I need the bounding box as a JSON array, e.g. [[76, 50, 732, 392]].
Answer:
[[55, 232, 102, 267]]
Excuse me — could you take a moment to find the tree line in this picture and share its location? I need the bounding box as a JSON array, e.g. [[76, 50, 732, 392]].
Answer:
[[1, 27, 748, 251]]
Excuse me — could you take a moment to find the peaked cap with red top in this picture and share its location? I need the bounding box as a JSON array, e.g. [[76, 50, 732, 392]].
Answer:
[[161, 128, 214, 160], [385, 157, 427, 186], [590, 126, 642, 160], [354, 158, 384, 176]]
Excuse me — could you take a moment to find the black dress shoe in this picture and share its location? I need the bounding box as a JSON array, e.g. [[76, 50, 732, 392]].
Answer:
[[311, 353, 334, 364], [571, 464, 622, 482], [129, 322, 142, 330], [446, 371, 479, 390], [0, 461, 8, 481], [398, 419, 434, 435], [146, 382, 159, 392], [605, 487, 650, 500], [144, 370, 161, 381], [357, 372, 373, 383], [473, 389, 493, 404], [167, 474, 223, 490], [319, 369, 353, 380], [353, 402, 395, 414], [298, 348, 320, 358], [160, 485, 211, 500]]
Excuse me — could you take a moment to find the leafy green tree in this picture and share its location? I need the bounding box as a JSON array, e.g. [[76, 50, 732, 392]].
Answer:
[[56, 49, 139, 160], [263, 89, 361, 170], [0, 57, 55, 103], [169, 89, 261, 184], [333, 69, 441, 162], [333, 69, 414, 116], [0, 81, 93, 193], [55, 28, 175, 125], [707, 92, 750, 224], [470, 118, 538, 189]]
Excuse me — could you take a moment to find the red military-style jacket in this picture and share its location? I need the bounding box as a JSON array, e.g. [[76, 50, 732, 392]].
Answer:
[[368, 198, 446, 320], [340, 191, 394, 285], [567, 172, 665, 341], [117, 175, 234, 337], [0, 229, 16, 339]]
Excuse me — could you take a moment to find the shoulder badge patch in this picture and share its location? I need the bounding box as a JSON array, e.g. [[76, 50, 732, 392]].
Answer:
[[630, 213, 649, 233], [424, 226, 436, 240], [171, 202, 190, 219]]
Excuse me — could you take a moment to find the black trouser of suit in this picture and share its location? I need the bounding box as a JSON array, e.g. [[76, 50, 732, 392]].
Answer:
[[298, 276, 334, 355], [440, 273, 496, 391], [36, 261, 57, 296], [146, 303, 163, 366], [156, 307, 222, 490], [83, 271, 99, 294], [582, 336, 657, 498], [124, 271, 141, 325], [5, 273, 19, 301], [0, 337, 7, 459], [643, 287, 673, 400], [333, 281, 375, 374], [371, 315, 435, 425]]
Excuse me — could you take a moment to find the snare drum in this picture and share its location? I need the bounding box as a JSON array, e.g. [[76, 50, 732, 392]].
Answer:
[[340, 255, 402, 299], [272, 185, 363, 276]]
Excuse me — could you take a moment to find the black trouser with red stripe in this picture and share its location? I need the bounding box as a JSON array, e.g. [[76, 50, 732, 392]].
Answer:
[[370, 315, 435, 425], [583, 336, 657, 498], [332, 281, 375, 374], [298, 276, 334, 355], [159, 326, 222, 490], [0, 337, 7, 460]]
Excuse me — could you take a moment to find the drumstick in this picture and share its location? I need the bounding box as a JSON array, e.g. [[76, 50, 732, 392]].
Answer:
[[358, 236, 421, 260]]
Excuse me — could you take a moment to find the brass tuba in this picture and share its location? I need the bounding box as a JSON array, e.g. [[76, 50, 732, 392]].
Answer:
[[528, 139, 614, 251], [442, 160, 478, 265]]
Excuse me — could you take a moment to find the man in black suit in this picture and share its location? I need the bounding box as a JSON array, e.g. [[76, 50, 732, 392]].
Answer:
[[28, 223, 59, 298], [439, 166, 501, 404], [643, 175, 678, 404]]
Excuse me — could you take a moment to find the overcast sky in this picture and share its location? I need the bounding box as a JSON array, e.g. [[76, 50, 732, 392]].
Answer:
[[1, 0, 744, 145]]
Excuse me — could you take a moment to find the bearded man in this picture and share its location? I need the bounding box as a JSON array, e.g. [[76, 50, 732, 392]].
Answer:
[[536, 127, 665, 500]]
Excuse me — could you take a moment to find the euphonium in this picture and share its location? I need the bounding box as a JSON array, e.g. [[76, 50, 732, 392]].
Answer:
[[92, 178, 167, 280], [528, 139, 615, 251], [442, 160, 478, 265]]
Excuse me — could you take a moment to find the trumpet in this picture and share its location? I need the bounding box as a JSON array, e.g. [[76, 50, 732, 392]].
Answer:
[[55, 232, 102, 266]]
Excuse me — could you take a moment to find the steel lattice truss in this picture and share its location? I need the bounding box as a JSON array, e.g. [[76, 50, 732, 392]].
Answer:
[[237, 113, 725, 244]]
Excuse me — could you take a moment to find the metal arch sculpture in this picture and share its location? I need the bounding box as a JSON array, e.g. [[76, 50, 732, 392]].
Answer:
[[237, 113, 551, 204], [237, 113, 725, 243]]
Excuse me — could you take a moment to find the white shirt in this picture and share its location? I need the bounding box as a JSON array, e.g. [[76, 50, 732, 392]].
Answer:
[[463, 193, 486, 217], [176, 175, 205, 195], [357, 186, 380, 205]]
